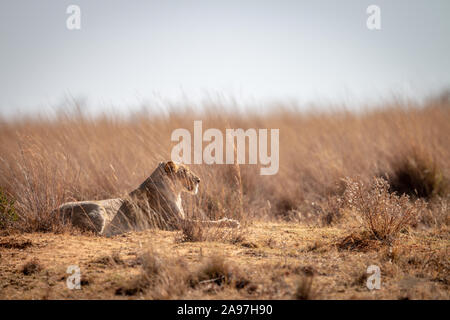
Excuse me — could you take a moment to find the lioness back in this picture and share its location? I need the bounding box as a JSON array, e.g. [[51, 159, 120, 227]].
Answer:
[[55, 199, 124, 234]]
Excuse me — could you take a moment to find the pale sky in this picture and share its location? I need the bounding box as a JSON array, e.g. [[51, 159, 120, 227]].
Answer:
[[1, 0, 449, 117]]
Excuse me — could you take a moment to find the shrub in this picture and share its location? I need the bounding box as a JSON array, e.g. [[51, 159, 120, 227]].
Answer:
[[343, 177, 426, 241]]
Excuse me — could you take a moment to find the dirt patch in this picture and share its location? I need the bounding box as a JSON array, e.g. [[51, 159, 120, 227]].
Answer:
[[0, 222, 448, 299]]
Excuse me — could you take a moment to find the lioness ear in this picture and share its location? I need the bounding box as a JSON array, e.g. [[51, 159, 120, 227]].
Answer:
[[164, 161, 178, 173]]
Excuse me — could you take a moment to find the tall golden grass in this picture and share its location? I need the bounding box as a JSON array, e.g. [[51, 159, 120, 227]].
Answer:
[[0, 98, 448, 232]]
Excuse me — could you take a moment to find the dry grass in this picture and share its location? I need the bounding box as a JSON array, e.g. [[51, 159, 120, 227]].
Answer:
[[115, 251, 250, 299], [115, 250, 190, 299], [189, 255, 250, 290], [0, 99, 448, 232], [178, 220, 246, 244], [0, 97, 449, 299], [294, 275, 319, 300], [388, 149, 449, 199], [21, 258, 43, 275], [343, 177, 427, 242], [0, 188, 17, 229]]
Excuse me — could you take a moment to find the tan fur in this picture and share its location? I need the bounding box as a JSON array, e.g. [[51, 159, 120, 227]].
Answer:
[[53, 161, 240, 236]]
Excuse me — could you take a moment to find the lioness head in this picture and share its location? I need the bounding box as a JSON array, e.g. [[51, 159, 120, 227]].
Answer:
[[163, 161, 200, 194]]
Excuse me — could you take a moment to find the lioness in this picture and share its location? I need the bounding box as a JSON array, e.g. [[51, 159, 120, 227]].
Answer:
[[54, 161, 240, 236]]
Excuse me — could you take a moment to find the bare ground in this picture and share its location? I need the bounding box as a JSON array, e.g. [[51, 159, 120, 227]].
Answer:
[[0, 222, 448, 300]]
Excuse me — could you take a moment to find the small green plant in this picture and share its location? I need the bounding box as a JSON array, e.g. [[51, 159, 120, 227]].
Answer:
[[0, 188, 17, 229]]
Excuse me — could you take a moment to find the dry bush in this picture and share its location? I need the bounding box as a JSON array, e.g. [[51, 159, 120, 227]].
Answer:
[[343, 177, 427, 241], [115, 250, 189, 299], [0, 99, 448, 231]]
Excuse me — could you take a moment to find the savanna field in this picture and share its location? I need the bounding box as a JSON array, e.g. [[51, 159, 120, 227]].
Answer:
[[0, 97, 448, 299]]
